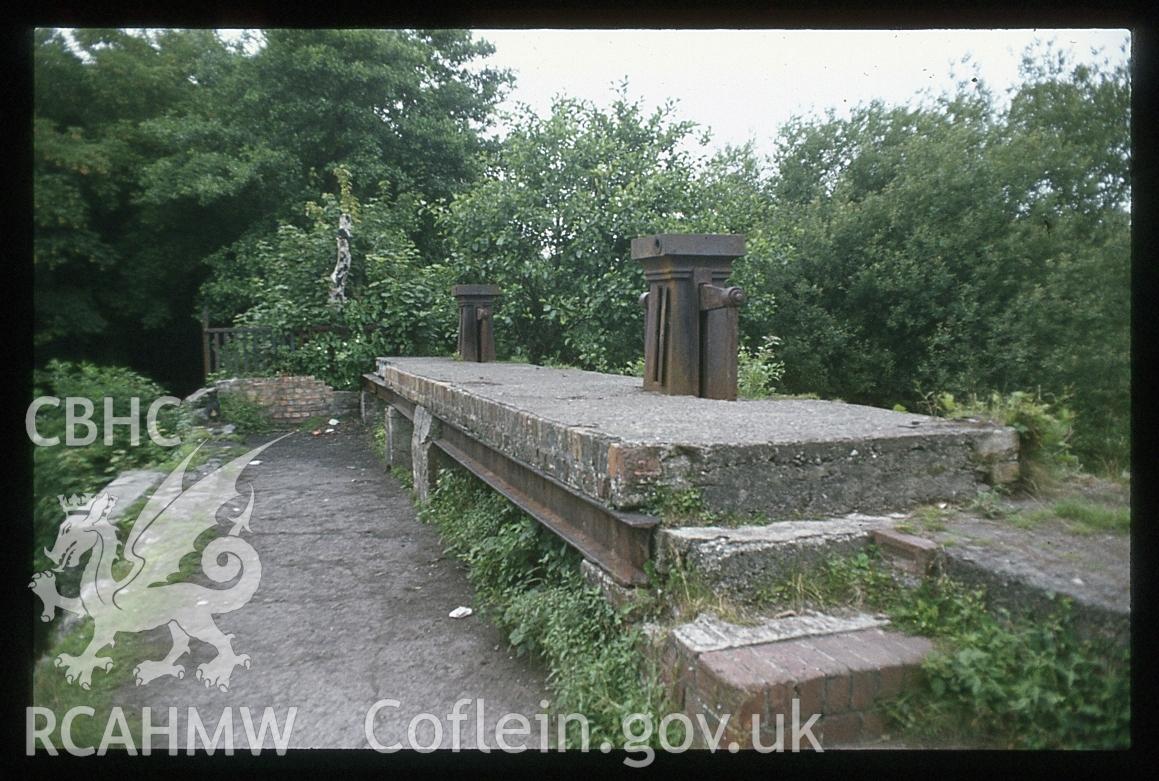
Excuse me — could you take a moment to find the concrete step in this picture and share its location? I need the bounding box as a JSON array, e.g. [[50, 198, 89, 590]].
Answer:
[[658, 611, 933, 749], [655, 514, 907, 600]]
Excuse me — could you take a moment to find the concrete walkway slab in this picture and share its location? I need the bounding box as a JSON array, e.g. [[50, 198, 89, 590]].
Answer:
[[113, 423, 549, 750]]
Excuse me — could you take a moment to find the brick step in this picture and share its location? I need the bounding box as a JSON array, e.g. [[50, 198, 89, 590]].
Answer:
[[660, 612, 933, 749]]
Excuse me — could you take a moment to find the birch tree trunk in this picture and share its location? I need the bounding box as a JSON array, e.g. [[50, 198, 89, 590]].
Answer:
[[328, 213, 353, 305]]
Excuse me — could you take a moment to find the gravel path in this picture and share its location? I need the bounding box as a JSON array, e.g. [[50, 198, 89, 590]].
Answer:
[[114, 422, 549, 751]]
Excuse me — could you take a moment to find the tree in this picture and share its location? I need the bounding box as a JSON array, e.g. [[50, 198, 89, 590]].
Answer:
[[33, 28, 510, 392], [34, 28, 258, 384], [209, 172, 457, 389], [763, 41, 1129, 468], [990, 42, 1131, 466], [441, 91, 762, 370]]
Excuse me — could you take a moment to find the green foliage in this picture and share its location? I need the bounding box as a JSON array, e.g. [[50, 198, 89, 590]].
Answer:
[[31, 361, 184, 570], [933, 390, 1078, 488], [737, 335, 786, 399], [889, 586, 1130, 749], [968, 488, 1010, 520], [440, 90, 784, 371], [756, 548, 1129, 748], [31, 434, 250, 742], [642, 485, 706, 522], [391, 466, 414, 490], [1017, 499, 1131, 535], [440, 92, 694, 369], [36, 27, 1127, 476], [1050, 499, 1130, 534], [620, 357, 646, 378], [205, 180, 458, 389], [367, 416, 387, 460], [765, 44, 1128, 471], [216, 391, 273, 433], [418, 469, 665, 746], [641, 484, 775, 528], [910, 504, 951, 532], [32, 617, 151, 749], [29, 360, 191, 659], [758, 547, 903, 613], [34, 28, 508, 388], [34, 29, 257, 371]]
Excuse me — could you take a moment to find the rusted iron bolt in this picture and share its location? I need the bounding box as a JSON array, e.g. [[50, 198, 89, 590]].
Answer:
[[698, 284, 748, 311]]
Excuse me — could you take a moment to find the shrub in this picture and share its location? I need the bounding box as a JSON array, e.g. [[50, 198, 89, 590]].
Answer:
[[31, 361, 183, 566], [931, 390, 1078, 489], [889, 582, 1130, 749], [30, 360, 186, 657]]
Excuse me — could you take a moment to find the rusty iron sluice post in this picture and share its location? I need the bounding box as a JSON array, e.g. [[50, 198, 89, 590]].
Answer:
[[634, 234, 747, 400], [452, 284, 501, 362]]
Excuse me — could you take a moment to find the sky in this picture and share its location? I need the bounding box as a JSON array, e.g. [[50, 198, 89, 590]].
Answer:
[[471, 29, 1131, 159]]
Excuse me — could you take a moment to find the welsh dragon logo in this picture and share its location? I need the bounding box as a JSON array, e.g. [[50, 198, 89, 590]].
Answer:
[[30, 437, 288, 693]]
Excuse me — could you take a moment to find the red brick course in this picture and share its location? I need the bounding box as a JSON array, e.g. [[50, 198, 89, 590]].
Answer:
[[668, 627, 933, 749], [220, 375, 334, 422], [872, 528, 941, 576]]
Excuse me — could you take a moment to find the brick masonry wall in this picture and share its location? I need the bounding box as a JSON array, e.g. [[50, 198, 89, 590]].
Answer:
[[217, 376, 335, 422]]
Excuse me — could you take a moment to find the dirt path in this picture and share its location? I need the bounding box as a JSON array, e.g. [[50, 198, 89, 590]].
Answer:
[[115, 422, 549, 750]]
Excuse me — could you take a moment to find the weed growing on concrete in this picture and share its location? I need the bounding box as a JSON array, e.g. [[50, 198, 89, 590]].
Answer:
[[658, 562, 760, 625], [390, 466, 413, 490], [642, 486, 705, 523], [967, 488, 1009, 520], [756, 547, 902, 613], [886, 583, 1130, 749], [1050, 499, 1130, 534], [641, 486, 772, 528], [1013, 499, 1130, 536], [366, 415, 386, 461], [911, 504, 951, 531], [926, 390, 1079, 491]]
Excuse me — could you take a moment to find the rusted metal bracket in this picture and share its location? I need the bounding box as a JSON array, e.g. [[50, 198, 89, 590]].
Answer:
[[634, 234, 747, 400], [699, 284, 746, 311], [452, 284, 500, 362], [363, 373, 658, 586]]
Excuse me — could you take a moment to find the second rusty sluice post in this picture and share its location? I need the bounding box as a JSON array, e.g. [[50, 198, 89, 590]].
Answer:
[[452, 284, 501, 362], [633, 234, 747, 400]]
